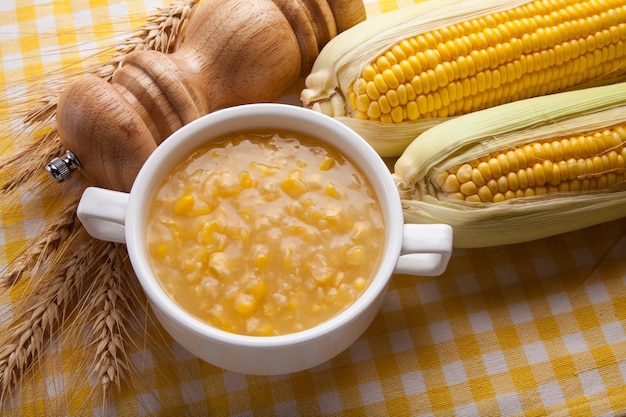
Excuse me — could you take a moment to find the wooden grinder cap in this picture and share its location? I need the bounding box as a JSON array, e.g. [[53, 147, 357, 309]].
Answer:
[[51, 0, 366, 191]]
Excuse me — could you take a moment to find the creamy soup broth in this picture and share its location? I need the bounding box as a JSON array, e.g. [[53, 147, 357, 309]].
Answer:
[[146, 131, 386, 336]]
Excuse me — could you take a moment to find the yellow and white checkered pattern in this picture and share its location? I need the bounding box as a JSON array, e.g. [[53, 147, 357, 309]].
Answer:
[[1, 0, 626, 415]]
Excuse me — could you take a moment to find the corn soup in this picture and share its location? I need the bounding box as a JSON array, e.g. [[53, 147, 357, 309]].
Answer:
[[146, 131, 386, 336]]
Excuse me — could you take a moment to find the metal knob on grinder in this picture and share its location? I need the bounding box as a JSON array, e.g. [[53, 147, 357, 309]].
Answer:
[[45, 150, 82, 183]]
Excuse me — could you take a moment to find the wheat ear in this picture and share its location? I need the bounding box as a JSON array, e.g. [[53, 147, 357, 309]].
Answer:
[[80, 244, 137, 412], [65, 242, 188, 415], [1, 192, 83, 288], [0, 228, 108, 406]]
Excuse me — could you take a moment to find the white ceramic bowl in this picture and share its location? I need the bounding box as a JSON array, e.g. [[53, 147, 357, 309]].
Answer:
[[77, 103, 452, 375]]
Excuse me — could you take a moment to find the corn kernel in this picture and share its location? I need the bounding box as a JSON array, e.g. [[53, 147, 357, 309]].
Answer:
[[362, 64, 377, 81], [173, 193, 195, 216], [325, 182, 343, 199], [319, 155, 336, 171], [353, 277, 366, 291], [252, 323, 275, 336], [182, 258, 202, 274], [208, 252, 229, 277], [350, 221, 369, 240], [281, 171, 308, 199], [283, 244, 298, 270], [308, 253, 333, 284], [198, 220, 222, 245], [235, 293, 257, 315], [460, 180, 478, 196], [240, 171, 253, 188], [373, 73, 389, 93], [442, 174, 460, 192], [254, 247, 269, 270], [346, 246, 364, 266], [251, 162, 279, 176], [154, 243, 168, 260], [456, 164, 473, 183], [248, 280, 267, 300], [321, 208, 343, 227]]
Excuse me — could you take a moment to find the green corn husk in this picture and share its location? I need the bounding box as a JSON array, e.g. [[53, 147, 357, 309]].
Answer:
[[394, 82, 626, 248]]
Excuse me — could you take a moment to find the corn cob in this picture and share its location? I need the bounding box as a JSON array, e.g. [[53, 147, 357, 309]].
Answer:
[[301, 0, 626, 157], [393, 82, 626, 248]]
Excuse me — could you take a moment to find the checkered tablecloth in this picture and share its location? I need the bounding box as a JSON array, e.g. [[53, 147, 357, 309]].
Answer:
[[1, 0, 625, 415]]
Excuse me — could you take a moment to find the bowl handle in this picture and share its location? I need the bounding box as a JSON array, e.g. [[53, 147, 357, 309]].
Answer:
[[77, 187, 129, 244], [394, 224, 453, 276]]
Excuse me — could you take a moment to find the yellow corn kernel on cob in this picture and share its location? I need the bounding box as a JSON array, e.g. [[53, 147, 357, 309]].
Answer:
[[394, 82, 626, 248], [301, 0, 626, 157]]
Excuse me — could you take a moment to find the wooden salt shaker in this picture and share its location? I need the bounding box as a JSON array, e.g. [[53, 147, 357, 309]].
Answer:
[[48, 0, 365, 191]]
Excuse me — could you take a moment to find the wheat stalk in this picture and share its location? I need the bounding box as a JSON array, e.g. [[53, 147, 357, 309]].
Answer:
[[0, 131, 65, 195], [1, 192, 83, 288], [0, 228, 108, 406], [69, 243, 137, 413], [63, 242, 186, 415], [97, 0, 196, 81], [91, 250, 133, 395]]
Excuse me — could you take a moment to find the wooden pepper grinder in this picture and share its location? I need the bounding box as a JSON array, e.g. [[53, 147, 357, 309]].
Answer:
[[48, 0, 365, 191]]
